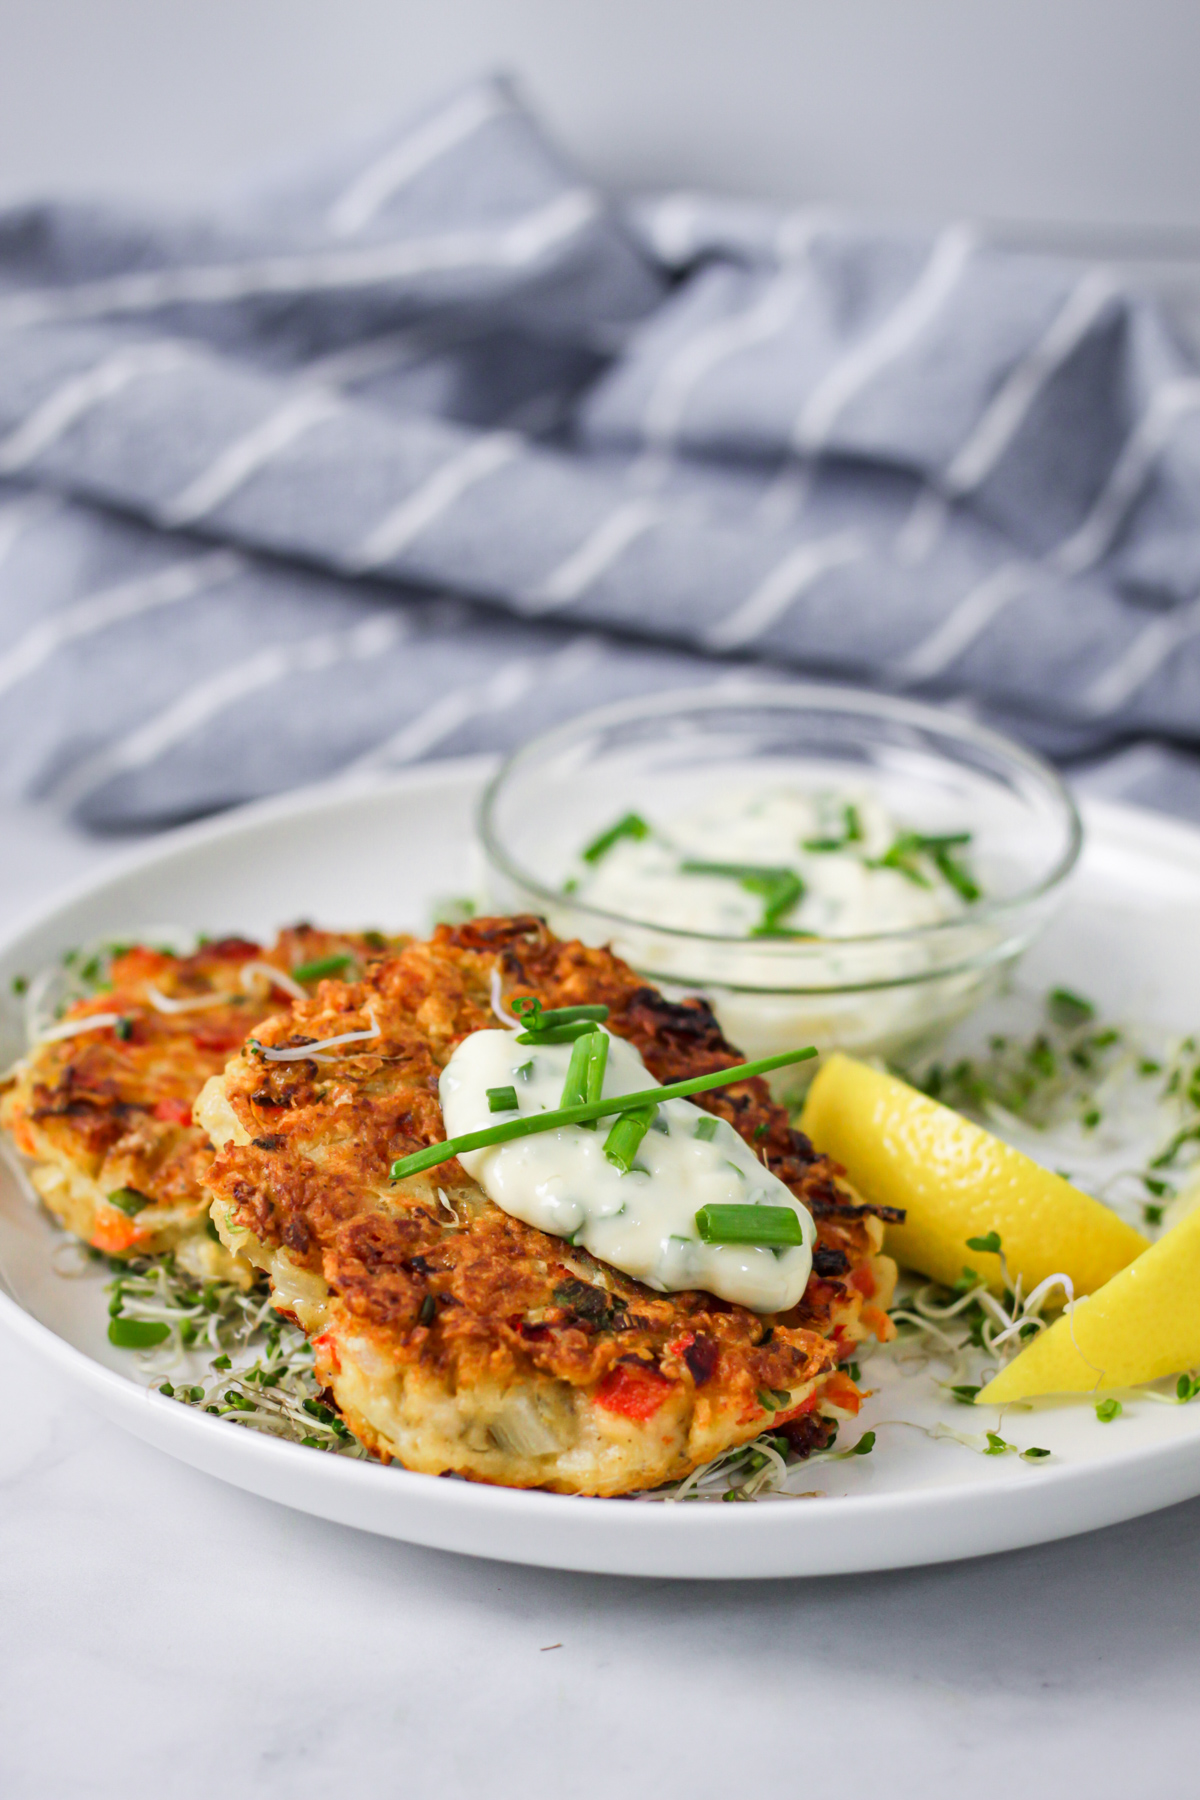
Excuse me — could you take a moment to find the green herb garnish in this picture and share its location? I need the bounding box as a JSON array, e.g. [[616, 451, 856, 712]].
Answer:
[[869, 831, 979, 900], [604, 1104, 658, 1175], [802, 803, 863, 853], [487, 1085, 518, 1113], [679, 860, 806, 937], [582, 813, 650, 864], [292, 953, 354, 983], [694, 1204, 805, 1247], [389, 1044, 818, 1178]]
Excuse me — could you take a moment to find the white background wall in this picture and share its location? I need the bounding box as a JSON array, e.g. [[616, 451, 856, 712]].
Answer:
[[1, 0, 1198, 244]]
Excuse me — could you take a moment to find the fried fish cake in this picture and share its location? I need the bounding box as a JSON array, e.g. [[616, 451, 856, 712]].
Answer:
[[1, 925, 406, 1280], [198, 916, 898, 1494]]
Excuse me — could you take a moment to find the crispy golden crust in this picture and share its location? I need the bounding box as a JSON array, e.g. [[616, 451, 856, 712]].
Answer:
[[0, 926, 407, 1277], [200, 916, 896, 1494]]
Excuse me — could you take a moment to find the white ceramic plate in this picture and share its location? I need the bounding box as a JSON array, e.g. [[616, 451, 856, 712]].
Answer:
[[2, 760, 1200, 1579]]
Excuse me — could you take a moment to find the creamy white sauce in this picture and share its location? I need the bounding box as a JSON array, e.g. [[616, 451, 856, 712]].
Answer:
[[439, 1027, 815, 1312], [574, 788, 967, 939]]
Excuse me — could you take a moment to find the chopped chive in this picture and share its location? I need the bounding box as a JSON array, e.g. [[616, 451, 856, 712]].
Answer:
[[515, 1060, 534, 1082], [604, 1105, 658, 1175], [582, 812, 650, 864], [487, 1085, 518, 1113], [108, 1318, 171, 1349], [536, 1004, 610, 1029], [389, 1044, 818, 1178], [802, 803, 864, 854], [1095, 1397, 1122, 1422], [292, 953, 354, 983], [418, 1294, 436, 1326], [114, 1016, 133, 1041], [516, 1021, 599, 1045], [695, 1203, 805, 1247], [694, 1116, 719, 1142], [584, 1032, 609, 1108], [679, 860, 804, 936], [560, 1032, 598, 1111], [931, 845, 980, 903], [107, 1187, 152, 1217]]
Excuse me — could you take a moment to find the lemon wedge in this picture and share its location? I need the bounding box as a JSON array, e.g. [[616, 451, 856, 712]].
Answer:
[[978, 1204, 1200, 1400], [800, 1053, 1147, 1296]]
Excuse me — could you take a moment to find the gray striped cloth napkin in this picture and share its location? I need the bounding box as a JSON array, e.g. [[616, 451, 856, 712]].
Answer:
[[1, 73, 1199, 833]]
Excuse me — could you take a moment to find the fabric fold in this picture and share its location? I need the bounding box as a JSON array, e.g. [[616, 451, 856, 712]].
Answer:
[[1, 73, 1199, 832]]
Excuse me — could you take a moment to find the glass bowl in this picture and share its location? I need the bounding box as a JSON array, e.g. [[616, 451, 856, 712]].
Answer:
[[478, 684, 1082, 1097]]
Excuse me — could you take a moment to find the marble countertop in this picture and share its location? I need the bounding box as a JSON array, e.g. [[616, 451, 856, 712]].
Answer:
[[2, 800, 1198, 1800]]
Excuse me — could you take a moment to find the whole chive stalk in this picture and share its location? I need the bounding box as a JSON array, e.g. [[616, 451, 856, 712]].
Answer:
[[486, 1085, 518, 1113], [293, 953, 354, 982], [695, 1204, 805, 1247], [604, 1104, 657, 1174], [389, 1045, 818, 1178]]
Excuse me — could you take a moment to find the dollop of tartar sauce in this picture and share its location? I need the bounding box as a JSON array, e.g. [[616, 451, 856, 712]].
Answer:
[[575, 789, 966, 938], [439, 1028, 815, 1312]]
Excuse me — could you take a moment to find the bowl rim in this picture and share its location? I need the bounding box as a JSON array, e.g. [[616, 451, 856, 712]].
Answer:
[[477, 681, 1084, 954]]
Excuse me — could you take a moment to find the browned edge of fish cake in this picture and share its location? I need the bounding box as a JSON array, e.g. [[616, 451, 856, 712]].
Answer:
[[200, 916, 899, 1494]]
